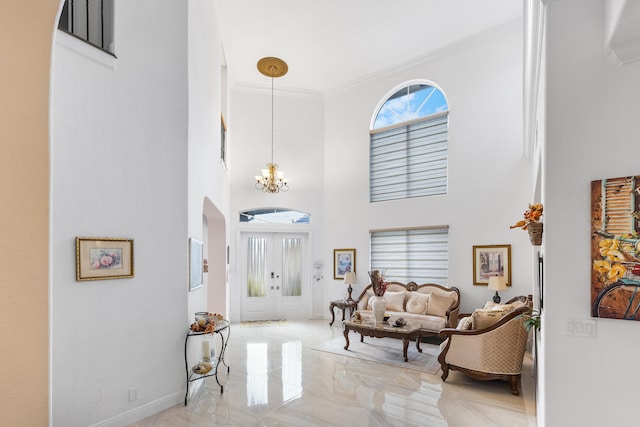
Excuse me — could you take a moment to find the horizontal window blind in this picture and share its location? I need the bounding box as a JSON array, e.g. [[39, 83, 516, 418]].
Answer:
[[370, 227, 449, 284], [370, 113, 448, 202]]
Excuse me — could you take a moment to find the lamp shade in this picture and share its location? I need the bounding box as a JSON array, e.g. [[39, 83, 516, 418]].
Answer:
[[488, 276, 507, 291], [343, 272, 357, 285]]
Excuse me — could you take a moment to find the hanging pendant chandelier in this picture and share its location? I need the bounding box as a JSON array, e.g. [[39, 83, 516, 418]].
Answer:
[[255, 57, 289, 193]]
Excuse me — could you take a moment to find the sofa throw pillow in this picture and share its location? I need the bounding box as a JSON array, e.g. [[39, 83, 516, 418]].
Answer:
[[406, 294, 430, 315], [383, 291, 405, 312], [512, 300, 526, 309], [487, 303, 514, 313], [471, 309, 508, 330], [484, 301, 519, 312], [425, 292, 455, 317], [456, 316, 473, 330], [483, 301, 497, 310]]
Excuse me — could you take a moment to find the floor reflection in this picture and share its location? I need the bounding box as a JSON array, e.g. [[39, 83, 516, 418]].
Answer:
[[131, 320, 536, 427], [246, 342, 268, 406], [282, 341, 302, 402]]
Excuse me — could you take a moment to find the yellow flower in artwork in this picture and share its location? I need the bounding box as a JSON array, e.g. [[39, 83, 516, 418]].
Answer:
[[607, 263, 626, 281], [593, 259, 611, 274], [599, 238, 625, 262]]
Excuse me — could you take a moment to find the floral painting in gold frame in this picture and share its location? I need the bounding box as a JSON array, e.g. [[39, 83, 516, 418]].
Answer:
[[76, 237, 134, 281]]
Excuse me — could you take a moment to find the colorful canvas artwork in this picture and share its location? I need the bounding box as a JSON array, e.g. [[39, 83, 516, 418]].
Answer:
[[591, 175, 640, 320]]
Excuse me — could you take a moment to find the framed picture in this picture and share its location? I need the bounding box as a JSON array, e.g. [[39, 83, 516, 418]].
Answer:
[[590, 175, 640, 320], [190, 238, 204, 291], [538, 251, 544, 310], [76, 237, 134, 281], [334, 248, 356, 280], [472, 244, 511, 286], [221, 114, 227, 167]]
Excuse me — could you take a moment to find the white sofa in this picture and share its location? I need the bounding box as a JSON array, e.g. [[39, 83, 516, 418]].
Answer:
[[355, 281, 460, 336]]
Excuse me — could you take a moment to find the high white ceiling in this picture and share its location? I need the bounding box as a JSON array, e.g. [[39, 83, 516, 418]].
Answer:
[[217, 0, 523, 94]]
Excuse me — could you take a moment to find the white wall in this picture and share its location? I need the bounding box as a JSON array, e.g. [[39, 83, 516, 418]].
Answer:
[[50, 0, 230, 424], [229, 87, 325, 318], [544, 1, 640, 425], [323, 20, 532, 312], [187, 0, 231, 322]]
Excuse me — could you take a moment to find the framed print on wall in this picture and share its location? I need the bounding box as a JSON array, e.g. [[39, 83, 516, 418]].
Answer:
[[76, 237, 134, 281], [190, 238, 204, 291], [591, 174, 640, 320], [472, 244, 511, 286], [334, 248, 356, 280]]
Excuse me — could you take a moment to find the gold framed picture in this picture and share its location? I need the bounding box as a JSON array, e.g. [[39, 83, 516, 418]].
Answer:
[[472, 244, 511, 286], [334, 248, 356, 280], [76, 237, 134, 281]]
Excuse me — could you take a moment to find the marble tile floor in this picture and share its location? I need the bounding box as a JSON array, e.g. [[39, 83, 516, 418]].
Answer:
[[131, 320, 536, 427]]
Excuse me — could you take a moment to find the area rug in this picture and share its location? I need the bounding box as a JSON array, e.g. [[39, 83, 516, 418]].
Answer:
[[240, 319, 287, 327], [312, 335, 442, 375]]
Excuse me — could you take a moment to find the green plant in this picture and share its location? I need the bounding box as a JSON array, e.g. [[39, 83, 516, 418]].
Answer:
[[521, 309, 541, 332]]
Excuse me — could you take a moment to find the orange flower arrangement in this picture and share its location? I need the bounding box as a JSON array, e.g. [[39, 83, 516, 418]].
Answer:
[[510, 203, 543, 230]]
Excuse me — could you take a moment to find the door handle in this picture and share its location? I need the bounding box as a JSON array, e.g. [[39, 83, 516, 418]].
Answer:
[[270, 286, 274, 290], [271, 272, 275, 278], [276, 286, 280, 290]]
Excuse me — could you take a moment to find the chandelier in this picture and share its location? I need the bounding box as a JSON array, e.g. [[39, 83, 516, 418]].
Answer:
[[255, 57, 289, 193]]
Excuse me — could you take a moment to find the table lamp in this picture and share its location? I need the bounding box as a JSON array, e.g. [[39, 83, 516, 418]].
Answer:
[[344, 272, 357, 302], [488, 276, 507, 303]]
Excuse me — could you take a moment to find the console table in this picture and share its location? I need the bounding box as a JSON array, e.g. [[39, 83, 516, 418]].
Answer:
[[184, 319, 230, 405], [329, 299, 357, 326]]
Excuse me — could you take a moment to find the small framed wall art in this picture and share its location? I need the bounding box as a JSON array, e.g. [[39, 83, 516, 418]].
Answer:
[[76, 237, 134, 281], [472, 244, 511, 286], [334, 248, 356, 280], [189, 238, 204, 291]]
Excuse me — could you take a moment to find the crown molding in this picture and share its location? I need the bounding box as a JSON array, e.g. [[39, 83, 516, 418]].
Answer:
[[231, 17, 523, 98], [232, 81, 324, 98]]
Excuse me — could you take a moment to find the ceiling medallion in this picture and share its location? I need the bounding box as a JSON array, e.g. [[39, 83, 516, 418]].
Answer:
[[255, 57, 289, 193]]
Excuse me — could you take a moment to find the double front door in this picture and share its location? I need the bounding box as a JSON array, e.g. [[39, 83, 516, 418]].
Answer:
[[240, 232, 309, 321]]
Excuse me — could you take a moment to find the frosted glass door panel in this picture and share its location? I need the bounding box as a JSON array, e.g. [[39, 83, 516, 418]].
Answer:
[[281, 237, 302, 297]]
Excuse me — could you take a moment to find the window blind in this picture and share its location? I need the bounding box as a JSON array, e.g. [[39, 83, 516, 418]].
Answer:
[[370, 227, 449, 284], [370, 113, 448, 202]]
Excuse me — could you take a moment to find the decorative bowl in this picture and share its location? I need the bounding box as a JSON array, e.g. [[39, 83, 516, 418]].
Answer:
[[192, 362, 213, 375]]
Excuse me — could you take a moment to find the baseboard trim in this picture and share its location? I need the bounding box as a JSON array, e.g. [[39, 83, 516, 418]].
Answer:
[[89, 390, 184, 427]]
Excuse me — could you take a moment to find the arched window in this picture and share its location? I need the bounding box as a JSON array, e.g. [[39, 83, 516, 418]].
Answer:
[[370, 82, 449, 202], [239, 208, 310, 224]]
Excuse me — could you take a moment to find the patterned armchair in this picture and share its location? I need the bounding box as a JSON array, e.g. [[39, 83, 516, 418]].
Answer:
[[437, 296, 532, 395]]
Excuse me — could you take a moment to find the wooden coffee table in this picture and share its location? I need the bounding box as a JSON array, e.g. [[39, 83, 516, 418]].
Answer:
[[343, 319, 422, 362]]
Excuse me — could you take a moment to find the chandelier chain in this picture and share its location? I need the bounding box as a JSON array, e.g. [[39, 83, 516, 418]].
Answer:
[[271, 70, 274, 163], [254, 57, 289, 193]]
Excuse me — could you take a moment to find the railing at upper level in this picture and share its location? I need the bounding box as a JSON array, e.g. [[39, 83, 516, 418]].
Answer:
[[58, 0, 114, 55]]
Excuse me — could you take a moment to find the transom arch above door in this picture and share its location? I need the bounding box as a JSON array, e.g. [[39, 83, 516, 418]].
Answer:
[[239, 208, 310, 224]]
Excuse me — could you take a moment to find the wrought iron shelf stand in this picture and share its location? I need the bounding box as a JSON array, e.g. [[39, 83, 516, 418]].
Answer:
[[184, 319, 230, 405]]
